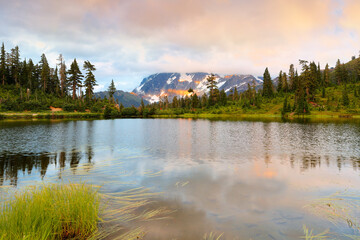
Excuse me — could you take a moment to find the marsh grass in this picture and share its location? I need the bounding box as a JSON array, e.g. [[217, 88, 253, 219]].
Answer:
[[203, 232, 224, 240], [0, 183, 100, 240], [0, 182, 172, 240], [302, 225, 329, 240]]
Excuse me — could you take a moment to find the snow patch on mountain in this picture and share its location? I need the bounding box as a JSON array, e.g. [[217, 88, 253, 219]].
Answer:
[[133, 72, 263, 103]]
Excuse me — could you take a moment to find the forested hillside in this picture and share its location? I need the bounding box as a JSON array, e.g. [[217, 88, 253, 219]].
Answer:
[[1, 42, 360, 119], [149, 56, 360, 118], [0, 43, 147, 114]]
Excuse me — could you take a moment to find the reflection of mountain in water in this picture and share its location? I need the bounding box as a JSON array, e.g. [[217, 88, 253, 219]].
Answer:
[[0, 148, 94, 186]]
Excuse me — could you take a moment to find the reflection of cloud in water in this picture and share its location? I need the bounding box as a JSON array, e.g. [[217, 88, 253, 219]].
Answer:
[[2, 119, 360, 238]]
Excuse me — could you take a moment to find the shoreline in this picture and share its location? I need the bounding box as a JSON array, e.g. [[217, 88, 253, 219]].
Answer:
[[1, 111, 360, 123]]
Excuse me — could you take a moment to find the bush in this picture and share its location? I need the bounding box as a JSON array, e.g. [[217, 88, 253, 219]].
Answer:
[[22, 100, 48, 111], [90, 102, 104, 113], [121, 106, 139, 117], [62, 103, 76, 112], [103, 105, 120, 119]]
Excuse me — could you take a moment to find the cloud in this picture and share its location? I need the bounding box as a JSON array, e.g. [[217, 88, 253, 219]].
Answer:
[[0, 0, 358, 91]]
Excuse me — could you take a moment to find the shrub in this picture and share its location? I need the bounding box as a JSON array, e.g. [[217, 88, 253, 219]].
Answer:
[[62, 103, 76, 112]]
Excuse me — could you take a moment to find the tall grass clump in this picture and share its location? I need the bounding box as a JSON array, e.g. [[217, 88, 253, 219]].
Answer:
[[0, 183, 100, 239]]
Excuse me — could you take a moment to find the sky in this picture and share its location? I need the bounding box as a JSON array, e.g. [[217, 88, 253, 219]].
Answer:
[[1, 0, 359, 92]]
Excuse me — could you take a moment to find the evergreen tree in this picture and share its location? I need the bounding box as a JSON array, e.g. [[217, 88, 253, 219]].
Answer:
[[39, 53, 50, 92], [51, 67, 60, 95], [67, 58, 83, 100], [342, 86, 350, 106], [282, 72, 288, 92], [27, 59, 35, 90], [0, 43, 6, 86], [19, 59, 28, 87], [308, 61, 318, 97], [10, 46, 20, 86], [295, 86, 309, 114], [172, 96, 179, 108], [233, 86, 239, 100], [108, 79, 116, 102], [289, 64, 295, 91], [282, 95, 289, 115], [83, 60, 97, 102], [262, 67, 274, 98], [317, 62, 322, 87], [277, 71, 283, 93], [57, 54, 67, 97], [191, 93, 199, 108], [335, 59, 344, 85], [324, 63, 330, 86], [206, 73, 218, 106], [219, 89, 227, 106]]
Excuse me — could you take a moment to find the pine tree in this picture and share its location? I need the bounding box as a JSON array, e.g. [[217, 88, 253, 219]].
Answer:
[[39, 53, 50, 92], [19, 59, 28, 87], [27, 59, 35, 90], [324, 63, 330, 86], [289, 64, 295, 91], [219, 89, 227, 106], [335, 59, 342, 85], [317, 62, 322, 87], [67, 59, 83, 100], [282, 72, 288, 92], [206, 73, 218, 106], [282, 95, 289, 115], [108, 79, 116, 102], [83, 60, 97, 102], [233, 87, 239, 100], [277, 71, 283, 93], [0, 43, 6, 86], [191, 93, 199, 108], [10, 46, 20, 86], [57, 54, 67, 97], [51, 67, 60, 95], [172, 96, 179, 108], [262, 67, 274, 98]]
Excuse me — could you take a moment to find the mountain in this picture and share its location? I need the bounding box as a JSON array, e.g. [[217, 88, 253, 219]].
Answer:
[[95, 90, 148, 107], [132, 72, 263, 103]]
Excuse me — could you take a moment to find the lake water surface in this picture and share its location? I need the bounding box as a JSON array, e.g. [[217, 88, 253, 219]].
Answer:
[[1, 118, 360, 239]]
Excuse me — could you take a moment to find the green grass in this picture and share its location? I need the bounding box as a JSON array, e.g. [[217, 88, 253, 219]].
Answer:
[[0, 183, 101, 240], [0, 111, 102, 119]]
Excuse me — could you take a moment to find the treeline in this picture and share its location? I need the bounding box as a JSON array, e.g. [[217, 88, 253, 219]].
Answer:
[[0, 43, 137, 116], [1, 42, 360, 118], [151, 55, 360, 116]]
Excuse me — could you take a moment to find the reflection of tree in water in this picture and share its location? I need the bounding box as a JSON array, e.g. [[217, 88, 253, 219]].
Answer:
[[0, 149, 93, 186], [298, 153, 360, 172], [0, 152, 53, 186]]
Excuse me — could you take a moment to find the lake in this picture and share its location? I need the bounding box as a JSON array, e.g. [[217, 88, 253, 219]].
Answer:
[[1, 118, 360, 239]]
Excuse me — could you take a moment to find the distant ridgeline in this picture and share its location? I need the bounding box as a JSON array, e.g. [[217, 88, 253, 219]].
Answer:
[[1, 41, 360, 119], [135, 56, 360, 117], [132, 73, 263, 103], [95, 90, 148, 108]]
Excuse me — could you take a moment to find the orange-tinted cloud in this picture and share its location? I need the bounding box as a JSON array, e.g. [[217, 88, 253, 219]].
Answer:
[[1, 0, 358, 91]]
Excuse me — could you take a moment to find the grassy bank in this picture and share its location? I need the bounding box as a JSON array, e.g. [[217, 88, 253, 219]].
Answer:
[[0, 111, 102, 120], [152, 111, 360, 123], [0, 183, 100, 239]]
